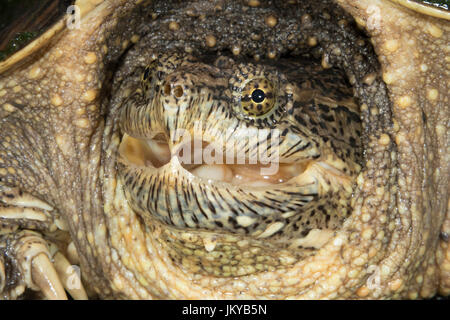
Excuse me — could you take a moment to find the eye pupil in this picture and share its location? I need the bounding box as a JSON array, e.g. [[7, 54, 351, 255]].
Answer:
[[251, 89, 266, 103]]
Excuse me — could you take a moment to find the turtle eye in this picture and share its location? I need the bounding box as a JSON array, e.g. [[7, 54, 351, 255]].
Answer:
[[241, 78, 275, 117]]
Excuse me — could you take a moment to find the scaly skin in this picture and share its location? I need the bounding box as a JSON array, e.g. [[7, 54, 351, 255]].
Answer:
[[0, 0, 448, 299]]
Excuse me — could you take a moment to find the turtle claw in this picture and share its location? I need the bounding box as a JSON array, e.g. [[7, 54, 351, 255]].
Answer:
[[0, 255, 5, 294], [0, 186, 86, 299], [53, 251, 88, 300], [6, 231, 68, 300], [31, 253, 67, 300], [0, 186, 53, 211], [1, 230, 87, 299], [0, 186, 60, 233]]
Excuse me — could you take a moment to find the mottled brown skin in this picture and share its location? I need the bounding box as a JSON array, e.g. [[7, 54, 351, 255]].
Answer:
[[0, 0, 448, 299]]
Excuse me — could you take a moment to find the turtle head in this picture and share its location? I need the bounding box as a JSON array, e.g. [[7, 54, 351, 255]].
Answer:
[[116, 50, 363, 274]]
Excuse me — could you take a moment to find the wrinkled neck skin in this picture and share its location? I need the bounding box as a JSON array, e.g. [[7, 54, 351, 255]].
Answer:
[[3, 0, 446, 299]]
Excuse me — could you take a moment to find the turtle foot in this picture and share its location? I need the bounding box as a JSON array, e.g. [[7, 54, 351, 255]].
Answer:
[[0, 187, 87, 299]]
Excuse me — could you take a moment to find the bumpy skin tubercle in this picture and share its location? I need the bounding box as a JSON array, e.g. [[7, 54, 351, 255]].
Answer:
[[0, 0, 448, 299]]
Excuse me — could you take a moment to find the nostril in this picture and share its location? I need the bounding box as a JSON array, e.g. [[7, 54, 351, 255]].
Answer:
[[162, 83, 184, 98], [163, 83, 171, 96], [174, 85, 184, 98]]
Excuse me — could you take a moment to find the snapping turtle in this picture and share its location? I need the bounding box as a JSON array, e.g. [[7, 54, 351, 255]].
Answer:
[[0, 0, 448, 299]]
